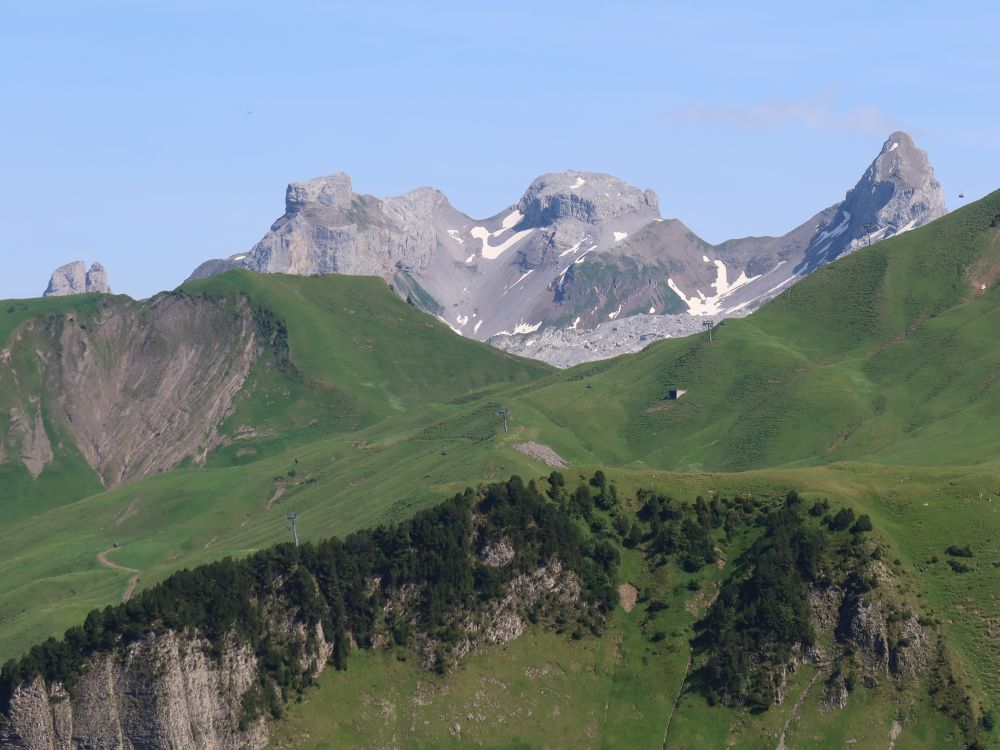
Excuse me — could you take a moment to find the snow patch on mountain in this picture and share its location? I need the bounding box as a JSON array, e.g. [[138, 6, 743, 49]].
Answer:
[[505, 270, 534, 294], [437, 316, 463, 335], [816, 211, 851, 243], [495, 320, 543, 336], [560, 238, 587, 257], [668, 259, 761, 316], [471, 224, 535, 260]]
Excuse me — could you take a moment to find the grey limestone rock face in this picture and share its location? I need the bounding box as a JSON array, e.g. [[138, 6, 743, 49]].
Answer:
[[796, 131, 947, 274], [0, 632, 268, 750], [84, 261, 110, 293], [43, 261, 111, 297], [43, 261, 86, 296], [285, 172, 354, 211], [516, 170, 659, 226], [188, 132, 946, 367], [229, 173, 450, 280]]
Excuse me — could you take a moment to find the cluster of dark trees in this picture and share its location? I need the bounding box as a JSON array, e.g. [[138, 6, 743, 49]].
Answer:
[[698, 501, 827, 708], [636, 490, 720, 572], [694, 491, 883, 709], [1, 476, 618, 721]]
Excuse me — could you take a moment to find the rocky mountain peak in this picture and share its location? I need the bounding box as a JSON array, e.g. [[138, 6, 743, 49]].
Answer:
[[870, 131, 936, 186], [43, 261, 111, 297], [516, 171, 660, 226], [850, 130, 946, 233], [285, 173, 354, 212], [795, 131, 947, 274]]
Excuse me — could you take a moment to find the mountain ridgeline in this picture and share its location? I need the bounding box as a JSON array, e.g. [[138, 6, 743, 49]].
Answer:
[[189, 131, 945, 366]]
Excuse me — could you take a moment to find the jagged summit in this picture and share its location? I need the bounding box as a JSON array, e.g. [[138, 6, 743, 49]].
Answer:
[[188, 132, 949, 366], [515, 170, 660, 226], [796, 130, 946, 273], [43, 261, 110, 297], [285, 172, 354, 211]]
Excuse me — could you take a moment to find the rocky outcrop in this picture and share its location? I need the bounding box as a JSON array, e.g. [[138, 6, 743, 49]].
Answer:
[[478, 537, 516, 567], [189, 174, 452, 282], [842, 597, 890, 672], [516, 171, 659, 226], [796, 131, 947, 274], [821, 673, 850, 711], [188, 132, 946, 368], [0, 293, 260, 487], [889, 614, 931, 680], [43, 261, 111, 297], [818, 561, 934, 714], [416, 560, 582, 671], [0, 632, 267, 750]]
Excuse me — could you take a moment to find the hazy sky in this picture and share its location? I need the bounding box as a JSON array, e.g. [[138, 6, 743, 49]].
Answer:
[[2, 1, 997, 299]]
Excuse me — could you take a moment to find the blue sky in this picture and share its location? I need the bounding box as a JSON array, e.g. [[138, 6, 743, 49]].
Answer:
[[2, 1, 997, 299]]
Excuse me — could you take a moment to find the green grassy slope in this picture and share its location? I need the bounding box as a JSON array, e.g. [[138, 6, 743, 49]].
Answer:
[[0, 275, 554, 662], [0, 294, 111, 344], [513, 190, 1000, 472], [182, 271, 551, 424]]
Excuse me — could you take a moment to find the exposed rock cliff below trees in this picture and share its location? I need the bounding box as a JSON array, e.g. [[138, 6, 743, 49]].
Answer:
[[0, 292, 260, 487], [2, 632, 266, 750], [0, 477, 611, 749]]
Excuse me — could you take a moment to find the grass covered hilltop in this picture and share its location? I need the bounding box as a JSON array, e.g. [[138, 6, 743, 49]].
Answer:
[[2, 190, 1000, 748]]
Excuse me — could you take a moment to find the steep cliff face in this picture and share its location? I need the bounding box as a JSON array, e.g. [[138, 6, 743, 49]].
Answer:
[[795, 131, 947, 274], [1, 633, 266, 750], [188, 173, 456, 282], [0, 559, 579, 749], [43, 262, 110, 297], [0, 293, 260, 487]]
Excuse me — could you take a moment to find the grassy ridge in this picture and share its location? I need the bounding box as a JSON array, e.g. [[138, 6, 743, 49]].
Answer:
[[182, 271, 552, 424], [511, 190, 1000, 472], [270, 466, 994, 750]]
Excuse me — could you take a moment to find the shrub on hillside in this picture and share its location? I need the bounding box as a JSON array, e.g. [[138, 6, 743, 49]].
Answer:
[[946, 545, 974, 558], [828, 507, 856, 532]]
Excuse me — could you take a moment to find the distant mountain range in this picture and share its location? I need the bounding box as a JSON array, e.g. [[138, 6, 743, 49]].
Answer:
[[46, 132, 947, 366]]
